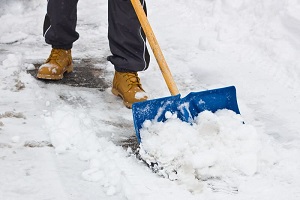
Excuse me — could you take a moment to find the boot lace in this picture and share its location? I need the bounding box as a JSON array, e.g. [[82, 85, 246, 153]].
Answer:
[[123, 72, 142, 88], [46, 49, 62, 62]]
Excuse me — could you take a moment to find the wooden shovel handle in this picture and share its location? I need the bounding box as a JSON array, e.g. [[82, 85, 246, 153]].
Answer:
[[130, 0, 179, 96]]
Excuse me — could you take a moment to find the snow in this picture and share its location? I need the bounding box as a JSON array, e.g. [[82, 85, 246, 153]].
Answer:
[[140, 110, 261, 181], [135, 91, 147, 99], [1, 0, 300, 199]]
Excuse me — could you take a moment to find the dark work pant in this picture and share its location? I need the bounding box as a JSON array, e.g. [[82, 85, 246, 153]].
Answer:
[[44, 0, 150, 72], [44, 0, 79, 50]]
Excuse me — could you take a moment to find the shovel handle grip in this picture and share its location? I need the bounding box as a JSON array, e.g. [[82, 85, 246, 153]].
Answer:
[[130, 0, 180, 96]]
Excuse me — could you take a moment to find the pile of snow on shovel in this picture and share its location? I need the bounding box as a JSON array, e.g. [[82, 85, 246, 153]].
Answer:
[[139, 109, 262, 190]]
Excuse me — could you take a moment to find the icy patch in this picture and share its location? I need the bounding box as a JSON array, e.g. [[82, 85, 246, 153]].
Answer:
[[139, 109, 261, 191]]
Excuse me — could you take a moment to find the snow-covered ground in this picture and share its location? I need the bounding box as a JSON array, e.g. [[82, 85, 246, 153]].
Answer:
[[1, 0, 300, 199]]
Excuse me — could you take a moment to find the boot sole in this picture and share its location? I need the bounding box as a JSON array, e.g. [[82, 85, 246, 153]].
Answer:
[[111, 88, 132, 109], [37, 64, 73, 80]]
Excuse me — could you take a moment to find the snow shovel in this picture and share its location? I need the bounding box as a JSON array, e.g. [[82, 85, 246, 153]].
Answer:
[[130, 0, 240, 143]]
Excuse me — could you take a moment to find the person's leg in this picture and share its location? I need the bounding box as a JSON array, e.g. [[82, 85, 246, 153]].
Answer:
[[108, 0, 149, 108], [37, 0, 79, 80], [108, 0, 150, 72], [44, 0, 79, 50]]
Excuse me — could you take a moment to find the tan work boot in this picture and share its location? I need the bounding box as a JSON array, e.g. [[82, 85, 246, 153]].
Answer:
[[112, 71, 148, 108], [37, 48, 73, 80]]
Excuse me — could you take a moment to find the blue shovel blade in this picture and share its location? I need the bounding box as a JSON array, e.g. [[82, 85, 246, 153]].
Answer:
[[132, 86, 240, 143]]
